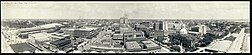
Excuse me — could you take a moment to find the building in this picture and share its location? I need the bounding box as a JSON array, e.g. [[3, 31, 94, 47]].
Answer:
[[15, 23, 64, 40], [163, 21, 175, 31], [154, 21, 163, 30], [135, 24, 152, 31], [111, 23, 120, 31], [28, 32, 51, 42], [61, 27, 99, 39], [125, 41, 142, 52], [149, 30, 164, 39], [180, 24, 188, 34], [18, 33, 29, 39], [189, 25, 207, 35], [163, 21, 177, 36], [141, 40, 161, 50], [112, 34, 124, 40], [17, 23, 63, 33], [174, 23, 183, 30], [119, 24, 134, 34], [180, 28, 188, 34], [198, 25, 207, 35], [90, 37, 124, 51], [123, 31, 146, 42], [140, 21, 153, 29], [120, 14, 128, 24]]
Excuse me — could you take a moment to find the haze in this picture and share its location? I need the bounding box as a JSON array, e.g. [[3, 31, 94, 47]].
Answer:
[[1, 1, 250, 19]]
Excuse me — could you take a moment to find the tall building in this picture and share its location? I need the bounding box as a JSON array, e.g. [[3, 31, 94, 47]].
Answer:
[[120, 14, 128, 24], [163, 21, 175, 31], [199, 25, 207, 35], [179, 24, 188, 34], [154, 21, 163, 30]]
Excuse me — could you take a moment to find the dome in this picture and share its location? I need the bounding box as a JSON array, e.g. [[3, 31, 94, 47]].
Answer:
[[180, 28, 188, 34]]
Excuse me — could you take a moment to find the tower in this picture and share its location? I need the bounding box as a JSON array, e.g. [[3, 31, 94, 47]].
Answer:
[[199, 25, 207, 35], [179, 24, 188, 34], [120, 13, 128, 24]]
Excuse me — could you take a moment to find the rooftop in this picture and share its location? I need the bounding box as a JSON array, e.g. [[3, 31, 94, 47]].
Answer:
[[61, 27, 98, 31], [50, 38, 71, 47], [18, 23, 63, 32], [142, 41, 160, 48], [125, 41, 142, 50], [9, 43, 36, 53], [112, 34, 123, 40], [29, 32, 51, 41]]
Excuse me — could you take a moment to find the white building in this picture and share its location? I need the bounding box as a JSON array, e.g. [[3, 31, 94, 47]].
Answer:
[[198, 25, 207, 35], [180, 24, 188, 34]]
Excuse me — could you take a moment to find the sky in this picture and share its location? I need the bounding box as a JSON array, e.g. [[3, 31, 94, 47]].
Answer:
[[1, 1, 250, 19]]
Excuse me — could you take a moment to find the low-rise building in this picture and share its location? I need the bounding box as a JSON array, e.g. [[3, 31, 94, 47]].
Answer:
[[149, 30, 164, 39], [112, 34, 123, 40], [61, 27, 99, 39], [125, 41, 142, 52], [123, 31, 146, 41], [142, 40, 161, 50], [49, 38, 72, 51]]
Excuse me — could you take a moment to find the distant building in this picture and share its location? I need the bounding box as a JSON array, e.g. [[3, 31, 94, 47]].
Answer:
[[198, 25, 207, 35], [112, 34, 124, 40], [90, 37, 124, 51], [154, 21, 163, 30], [135, 24, 152, 31], [163, 21, 180, 36], [180, 24, 188, 34], [141, 40, 161, 50], [163, 21, 175, 31], [49, 38, 72, 51], [61, 27, 99, 39], [120, 14, 128, 24], [16, 23, 64, 39], [188, 25, 207, 35], [119, 24, 134, 34], [111, 23, 120, 31], [149, 30, 164, 39], [18, 33, 29, 39], [17, 23, 63, 33], [140, 21, 154, 29]]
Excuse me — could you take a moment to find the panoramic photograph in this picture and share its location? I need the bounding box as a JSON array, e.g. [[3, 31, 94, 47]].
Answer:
[[1, 1, 250, 53]]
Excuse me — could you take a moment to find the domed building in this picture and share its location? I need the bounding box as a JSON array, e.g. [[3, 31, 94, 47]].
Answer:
[[180, 28, 188, 34]]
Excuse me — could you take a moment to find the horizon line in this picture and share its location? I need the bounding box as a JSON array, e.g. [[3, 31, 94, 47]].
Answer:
[[1, 18, 249, 20]]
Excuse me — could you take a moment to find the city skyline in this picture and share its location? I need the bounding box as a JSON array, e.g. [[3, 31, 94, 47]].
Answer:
[[1, 1, 250, 19]]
